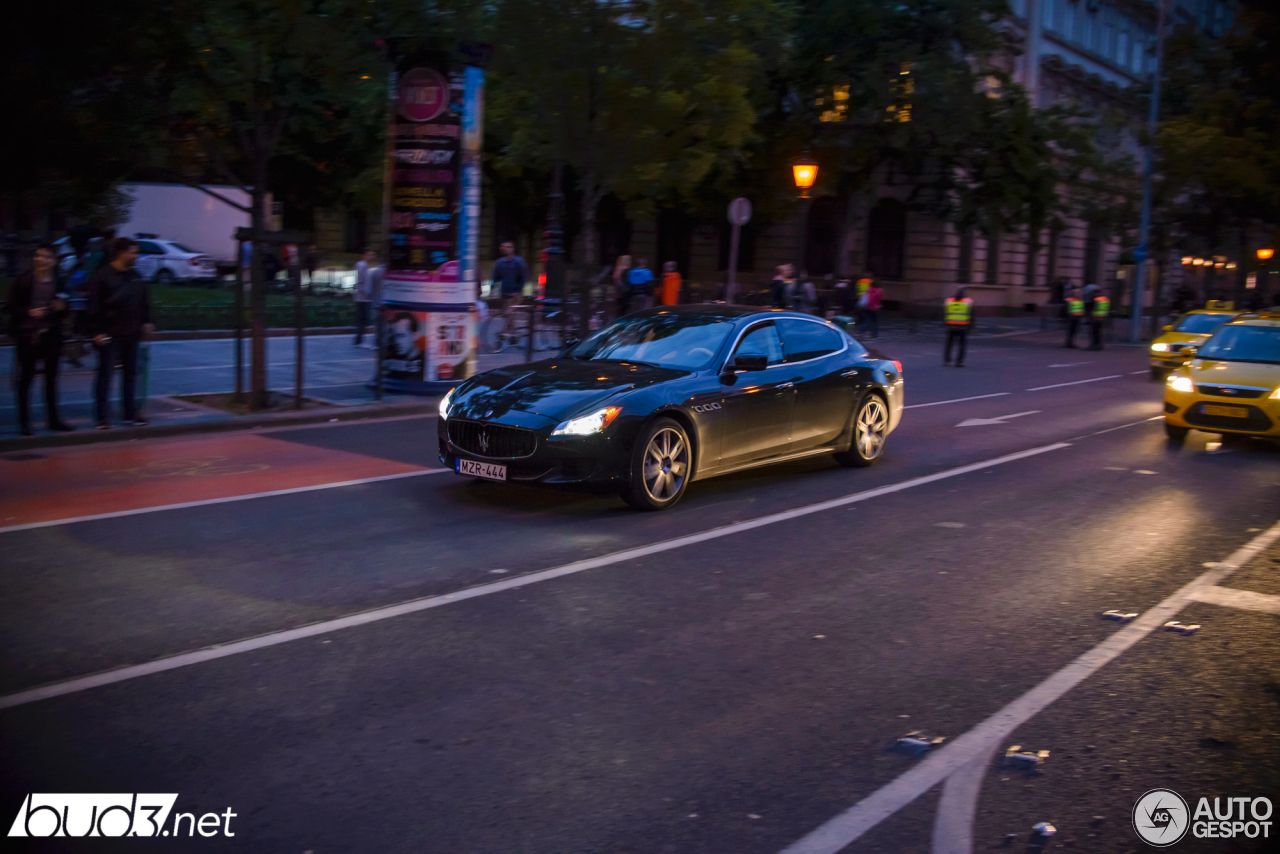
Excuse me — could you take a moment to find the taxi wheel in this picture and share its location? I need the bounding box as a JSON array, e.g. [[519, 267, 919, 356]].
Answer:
[[1150, 367, 1167, 382], [1164, 422, 1189, 442], [621, 417, 692, 511]]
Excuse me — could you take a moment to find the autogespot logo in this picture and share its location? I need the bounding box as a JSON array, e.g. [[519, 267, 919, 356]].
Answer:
[[7, 794, 236, 838], [1133, 788, 1190, 847]]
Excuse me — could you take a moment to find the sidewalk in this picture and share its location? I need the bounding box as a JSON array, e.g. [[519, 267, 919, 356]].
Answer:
[[0, 336, 539, 442]]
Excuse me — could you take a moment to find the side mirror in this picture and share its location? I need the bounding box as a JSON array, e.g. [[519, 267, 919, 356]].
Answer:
[[728, 354, 768, 372], [1162, 325, 1172, 332], [559, 337, 580, 356], [1183, 345, 1198, 357]]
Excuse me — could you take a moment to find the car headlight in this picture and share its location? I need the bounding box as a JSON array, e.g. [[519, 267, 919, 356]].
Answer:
[[1270, 387, 1280, 400], [552, 406, 621, 436], [438, 387, 455, 420], [1150, 342, 1169, 352], [1167, 375, 1194, 393]]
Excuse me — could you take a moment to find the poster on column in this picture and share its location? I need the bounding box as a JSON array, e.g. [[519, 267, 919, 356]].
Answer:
[[383, 62, 467, 306], [426, 311, 475, 382], [382, 308, 427, 381]]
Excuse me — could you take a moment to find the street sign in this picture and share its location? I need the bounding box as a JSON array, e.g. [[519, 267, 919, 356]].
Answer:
[[728, 197, 752, 226]]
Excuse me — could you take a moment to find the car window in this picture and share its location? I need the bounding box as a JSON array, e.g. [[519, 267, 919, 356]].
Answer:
[[777, 318, 844, 362], [1197, 324, 1280, 364], [733, 323, 784, 365], [1175, 313, 1230, 334], [565, 312, 734, 370], [137, 241, 164, 254], [164, 242, 197, 254]]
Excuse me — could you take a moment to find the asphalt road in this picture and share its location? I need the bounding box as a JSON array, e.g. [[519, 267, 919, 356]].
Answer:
[[2, 328, 1277, 853]]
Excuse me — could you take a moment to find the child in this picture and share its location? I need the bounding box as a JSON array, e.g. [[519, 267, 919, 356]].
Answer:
[[661, 261, 682, 306]]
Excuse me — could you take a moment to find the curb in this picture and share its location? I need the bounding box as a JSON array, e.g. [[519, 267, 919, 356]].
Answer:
[[0, 398, 438, 453]]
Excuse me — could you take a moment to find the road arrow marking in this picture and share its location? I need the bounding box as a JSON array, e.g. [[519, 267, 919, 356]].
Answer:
[[955, 411, 1040, 427]]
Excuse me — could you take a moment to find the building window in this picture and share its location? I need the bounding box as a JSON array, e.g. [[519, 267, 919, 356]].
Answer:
[[984, 230, 1001, 285], [866, 199, 906, 281], [957, 228, 973, 283]]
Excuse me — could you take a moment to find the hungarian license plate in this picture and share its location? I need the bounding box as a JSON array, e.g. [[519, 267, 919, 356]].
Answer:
[[457, 459, 507, 481], [1203, 404, 1248, 418]]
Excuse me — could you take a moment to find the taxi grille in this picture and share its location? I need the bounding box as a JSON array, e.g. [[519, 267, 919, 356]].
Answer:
[[1195, 385, 1267, 399], [448, 420, 537, 458], [1183, 403, 1271, 431]]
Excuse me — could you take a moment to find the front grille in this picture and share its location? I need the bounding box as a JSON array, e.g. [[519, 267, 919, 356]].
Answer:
[[448, 419, 537, 458], [1184, 403, 1272, 432], [1196, 385, 1267, 399]]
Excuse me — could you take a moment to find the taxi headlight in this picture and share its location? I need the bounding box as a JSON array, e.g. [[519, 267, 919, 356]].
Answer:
[[1270, 387, 1280, 400], [1150, 342, 1169, 352], [1167, 375, 1194, 393], [438, 387, 455, 420], [552, 406, 621, 436]]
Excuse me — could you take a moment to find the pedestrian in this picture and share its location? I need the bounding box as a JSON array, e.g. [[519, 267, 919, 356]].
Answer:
[[1064, 286, 1084, 348], [942, 286, 974, 367], [493, 241, 528, 313], [660, 261, 682, 306], [788, 272, 818, 315], [1089, 290, 1110, 351], [353, 248, 377, 348], [771, 264, 795, 308], [85, 237, 152, 428], [612, 254, 633, 317], [5, 243, 74, 435], [627, 257, 655, 313], [862, 279, 883, 338]]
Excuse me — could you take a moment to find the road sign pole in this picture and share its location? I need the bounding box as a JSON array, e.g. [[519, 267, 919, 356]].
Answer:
[[727, 223, 741, 304]]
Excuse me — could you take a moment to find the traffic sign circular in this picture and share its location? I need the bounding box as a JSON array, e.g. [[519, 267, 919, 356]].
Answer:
[[728, 197, 752, 226], [399, 67, 450, 122]]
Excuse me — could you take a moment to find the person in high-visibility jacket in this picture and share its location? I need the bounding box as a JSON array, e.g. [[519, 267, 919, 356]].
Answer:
[[1064, 287, 1085, 348], [1089, 293, 1110, 351], [943, 287, 975, 367]]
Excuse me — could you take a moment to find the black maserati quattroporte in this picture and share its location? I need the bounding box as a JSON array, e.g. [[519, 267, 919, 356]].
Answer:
[[438, 306, 904, 510]]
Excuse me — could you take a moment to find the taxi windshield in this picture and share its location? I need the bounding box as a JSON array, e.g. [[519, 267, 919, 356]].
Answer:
[[567, 313, 733, 370], [1197, 324, 1280, 364], [1175, 313, 1231, 334]]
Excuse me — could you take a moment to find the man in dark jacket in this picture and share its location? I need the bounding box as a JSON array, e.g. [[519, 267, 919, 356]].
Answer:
[[5, 243, 73, 435], [85, 237, 152, 428]]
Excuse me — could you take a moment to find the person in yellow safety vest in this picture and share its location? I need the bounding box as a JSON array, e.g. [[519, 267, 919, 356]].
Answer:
[[943, 287, 974, 367], [1064, 286, 1084, 349], [1089, 293, 1110, 351]]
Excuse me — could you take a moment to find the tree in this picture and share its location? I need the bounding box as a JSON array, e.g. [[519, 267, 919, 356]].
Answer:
[[488, 0, 769, 329]]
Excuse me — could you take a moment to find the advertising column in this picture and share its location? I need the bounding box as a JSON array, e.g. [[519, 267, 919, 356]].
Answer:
[[381, 58, 480, 391]]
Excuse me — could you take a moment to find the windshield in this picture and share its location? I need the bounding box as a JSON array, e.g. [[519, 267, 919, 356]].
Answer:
[[1197, 324, 1280, 364], [566, 313, 734, 370], [1175, 313, 1231, 334]]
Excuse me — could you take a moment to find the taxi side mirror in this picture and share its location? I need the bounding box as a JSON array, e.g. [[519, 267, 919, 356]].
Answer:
[[1183, 345, 1198, 356], [1162, 325, 1172, 332]]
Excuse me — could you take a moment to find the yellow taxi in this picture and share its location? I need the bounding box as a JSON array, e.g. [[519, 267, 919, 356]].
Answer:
[[1163, 314, 1280, 441], [1148, 309, 1240, 380]]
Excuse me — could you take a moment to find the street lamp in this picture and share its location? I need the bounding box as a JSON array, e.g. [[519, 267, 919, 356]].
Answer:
[[792, 150, 818, 199], [1258, 248, 1275, 261]]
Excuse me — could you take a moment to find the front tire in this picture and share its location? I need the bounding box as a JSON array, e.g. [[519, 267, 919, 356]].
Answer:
[[834, 393, 889, 467], [621, 417, 692, 511], [1164, 421, 1189, 442], [155, 267, 175, 285]]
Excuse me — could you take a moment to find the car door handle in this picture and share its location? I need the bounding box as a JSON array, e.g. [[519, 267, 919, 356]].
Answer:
[[841, 369, 860, 377], [777, 382, 794, 389]]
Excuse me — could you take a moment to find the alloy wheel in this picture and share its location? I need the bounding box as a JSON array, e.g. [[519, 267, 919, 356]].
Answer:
[[856, 397, 888, 460], [642, 426, 689, 502]]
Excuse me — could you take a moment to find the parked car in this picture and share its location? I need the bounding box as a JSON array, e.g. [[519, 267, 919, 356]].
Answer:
[[132, 236, 217, 284]]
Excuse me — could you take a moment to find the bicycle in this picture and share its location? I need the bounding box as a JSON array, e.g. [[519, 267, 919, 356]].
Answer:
[[479, 298, 564, 354]]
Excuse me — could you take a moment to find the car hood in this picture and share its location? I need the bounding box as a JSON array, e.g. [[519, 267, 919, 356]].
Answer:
[[453, 359, 687, 421], [1187, 359, 1280, 389]]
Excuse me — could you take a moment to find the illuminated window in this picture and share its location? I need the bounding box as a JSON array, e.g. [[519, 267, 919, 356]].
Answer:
[[819, 84, 850, 122]]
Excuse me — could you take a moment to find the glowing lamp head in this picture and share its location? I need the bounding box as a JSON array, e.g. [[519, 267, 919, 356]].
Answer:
[[792, 151, 819, 198], [1193, 258, 1205, 266], [1181, 256, 1193, 265], [1258, 248, 1275, 261]]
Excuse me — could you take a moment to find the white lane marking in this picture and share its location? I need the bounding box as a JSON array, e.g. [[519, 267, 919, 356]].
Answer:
[[955, 411, 1040, 428], [931, 745, 999, 854], [0, 443, 1071, 710], [1189, 585, 1280, 614], [1047, 361, 1091, 368], [0, 469, 448, 536], [905, 393, 1010, 410], [779, 519, 1280, 854], [1026, 374, 1123, 391], [1130, 370, 1150, 375]]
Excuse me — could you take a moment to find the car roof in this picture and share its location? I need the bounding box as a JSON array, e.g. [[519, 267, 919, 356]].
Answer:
[[1226, 317, 1280, 328], [639, 305, 819, 322]]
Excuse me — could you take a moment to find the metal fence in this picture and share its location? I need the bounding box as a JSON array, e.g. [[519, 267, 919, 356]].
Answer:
[[152, 301, 354, 330]]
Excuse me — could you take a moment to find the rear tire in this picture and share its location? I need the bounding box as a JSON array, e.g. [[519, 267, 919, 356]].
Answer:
[[1164, 421, 1189, 442], [834, 393, 889, 467], [621, 417, 692, 511], [1150, 367, 1167, 382], [479, 316, 506, 354], [155, 267, 175, 285]]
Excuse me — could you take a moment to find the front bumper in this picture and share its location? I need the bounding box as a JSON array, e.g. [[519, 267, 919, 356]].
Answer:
[[437, 415, 630, 487], [1164, 392, 1280, 436]]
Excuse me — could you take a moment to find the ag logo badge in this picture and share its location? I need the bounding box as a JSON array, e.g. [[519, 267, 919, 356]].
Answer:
[[1133, 788, 1190, 847]]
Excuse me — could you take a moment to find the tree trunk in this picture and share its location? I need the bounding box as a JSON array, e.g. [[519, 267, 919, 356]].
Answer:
[[249, 185, 268, 410], [579, 176, 600, 339]]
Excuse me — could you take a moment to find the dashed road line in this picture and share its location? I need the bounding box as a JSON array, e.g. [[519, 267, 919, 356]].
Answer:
[[905, 393, 1010, 409], [1189, 585, 1280, 614], [1026, 374, 1123, 391]]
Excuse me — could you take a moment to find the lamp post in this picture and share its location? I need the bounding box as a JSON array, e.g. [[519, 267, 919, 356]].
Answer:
[[792, 149, 819, 275], [1130, 0, 1170, 342], [1259, 248, 1275, 304]]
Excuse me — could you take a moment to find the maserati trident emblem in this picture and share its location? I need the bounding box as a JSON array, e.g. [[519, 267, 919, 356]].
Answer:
[[478, 432, 490, 454], [485, 409, 494, 417]]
